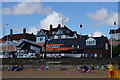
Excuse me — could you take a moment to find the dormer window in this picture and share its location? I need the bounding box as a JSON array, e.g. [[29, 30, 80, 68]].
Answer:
[[86, 37, 96, 46]]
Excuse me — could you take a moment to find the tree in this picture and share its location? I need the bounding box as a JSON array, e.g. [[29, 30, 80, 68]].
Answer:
[[112, 44, 120, 58]]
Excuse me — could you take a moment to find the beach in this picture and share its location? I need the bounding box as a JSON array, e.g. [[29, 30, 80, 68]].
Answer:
[[2, 69, 109, 78]]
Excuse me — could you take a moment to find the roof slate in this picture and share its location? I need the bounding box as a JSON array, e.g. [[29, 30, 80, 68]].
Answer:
[[47, 36, 108, 49]]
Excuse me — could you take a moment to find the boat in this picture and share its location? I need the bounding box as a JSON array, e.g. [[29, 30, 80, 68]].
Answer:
[[41, 44, 84, 58]]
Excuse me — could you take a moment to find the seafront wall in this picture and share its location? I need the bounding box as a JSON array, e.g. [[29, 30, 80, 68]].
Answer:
[[2, 58, 120, 65]]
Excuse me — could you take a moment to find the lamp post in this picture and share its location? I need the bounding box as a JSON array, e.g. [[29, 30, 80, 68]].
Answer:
[[110, 22, 117, 58], [110, 37, 112, 58], [44, 35, 47, 58], [80, 24, 83, 35], [62, 17, 66, 27], [3, 24, 9, 57]]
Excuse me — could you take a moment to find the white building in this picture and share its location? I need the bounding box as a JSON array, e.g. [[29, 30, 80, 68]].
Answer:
[[36, 24, 79, 43], [109, 28, 120, 40]]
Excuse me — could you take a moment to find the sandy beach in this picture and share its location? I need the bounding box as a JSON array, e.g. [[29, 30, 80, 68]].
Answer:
[[2, 69, 109, 78]]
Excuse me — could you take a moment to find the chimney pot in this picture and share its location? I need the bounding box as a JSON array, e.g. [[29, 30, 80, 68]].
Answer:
[[57, 24, 61, 28], [23, 28, 26, 34], [50, 24, 53, 33], [10, 29, 13, 35]]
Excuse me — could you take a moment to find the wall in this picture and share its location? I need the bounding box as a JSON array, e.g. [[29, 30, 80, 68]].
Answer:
[[84, 49, 110, 58], [111, 33, 120, 40]]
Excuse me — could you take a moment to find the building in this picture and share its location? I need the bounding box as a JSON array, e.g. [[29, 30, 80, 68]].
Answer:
[[36, 24, 110, 58], [36, 24, 79, 46], [109, 28, 120, 46], [109, 28, 120, 40], [0, 28, 36, 57], [45, 36, 110, 58], [16, 40, 42, 58]]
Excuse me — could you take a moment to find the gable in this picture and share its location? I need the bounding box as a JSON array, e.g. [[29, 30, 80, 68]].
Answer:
[[37, 30, 45, 36], [55, 29, 63, 35], [86, 37, 96, 41], [86, 37, 96, 46]]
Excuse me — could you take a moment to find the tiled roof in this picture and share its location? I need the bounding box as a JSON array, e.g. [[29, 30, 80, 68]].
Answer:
[[1, 33, 36, 42], [17, 40, 42, 48], [109, 28, 120, 34], [37, 25, 79, 37], [47, 36, 108, 49]]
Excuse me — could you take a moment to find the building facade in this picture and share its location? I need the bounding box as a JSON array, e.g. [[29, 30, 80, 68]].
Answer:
[[109, 28, 120, 46], [36, 24, 78, 45], [0, 28, 36, 57], [109, 28, 120, 40], [45, 36, 110, 58]]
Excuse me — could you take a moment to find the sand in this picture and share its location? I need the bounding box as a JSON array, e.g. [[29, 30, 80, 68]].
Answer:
[[2, 69, 109, 78]]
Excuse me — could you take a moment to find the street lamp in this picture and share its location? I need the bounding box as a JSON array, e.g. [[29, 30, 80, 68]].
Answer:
[[44, 34, 47, 58], [80, 24, 83, 35], [2, 24, 9, 57], [62, 17, 66, 27], [110, 22, 117, 58]]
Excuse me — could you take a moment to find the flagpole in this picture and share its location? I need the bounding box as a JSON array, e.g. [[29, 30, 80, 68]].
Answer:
[[62, 18, 63, 27], [62, 17, 66, 27]]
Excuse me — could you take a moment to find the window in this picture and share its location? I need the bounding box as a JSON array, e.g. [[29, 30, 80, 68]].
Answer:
[[58, 36, 61, 39], [40, 38, 43, 41], [72, 45, 74, 48], [82, 54, 85, 57], [77, 45, 79, 48], [85, 54, 88, 57], [94, 54, 97, 58], [86, 38, 96, 46], [66, 30, 70, 34], [105, 43, 108, 50]]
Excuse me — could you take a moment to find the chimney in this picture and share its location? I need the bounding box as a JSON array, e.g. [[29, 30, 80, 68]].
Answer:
[[50, 24, 53, 33], [23, 28, 26, 34], [10, 29, 13, 35], [57, 24, 61, 28], [64, 25, 67, 28]]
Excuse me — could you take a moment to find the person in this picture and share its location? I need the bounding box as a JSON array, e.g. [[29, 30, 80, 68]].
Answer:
[[40, 53, 43, 58], [101, 65, 105, 71], [11, 65, 22, 71], [39, 66, 44, 70], [7, 66, 11, 71], [109, 63, 114, 78], [81, 66, 90, 73], [118, 66, 120, 69], [96, 65, 99, 70], [77, 65, 80, 71], [45, 66, 49, 70]]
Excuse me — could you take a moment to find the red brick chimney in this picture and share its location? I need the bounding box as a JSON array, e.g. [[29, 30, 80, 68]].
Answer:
[[10, 29, 13, 35], [50, 24, 53, 34], [57, 24, 61, 28], [23, 28, 26, 34]]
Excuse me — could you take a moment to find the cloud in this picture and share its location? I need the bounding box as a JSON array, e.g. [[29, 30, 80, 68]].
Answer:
[[2, 0, 119, 2], [88, 8, 118, 26], [40, 11, 69, 30], [27, 26, 38, 35], [12, 26, 38, 35], [2, 2, 53, 15], [2, 2, 69, 35], [88, 31, 106, 37]]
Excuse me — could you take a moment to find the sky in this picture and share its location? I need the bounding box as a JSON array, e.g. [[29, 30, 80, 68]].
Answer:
[[1, 1, 119, 39]]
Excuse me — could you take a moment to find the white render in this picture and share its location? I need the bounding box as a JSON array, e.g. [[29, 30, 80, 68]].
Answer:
[[111, 33, 120, 40]]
